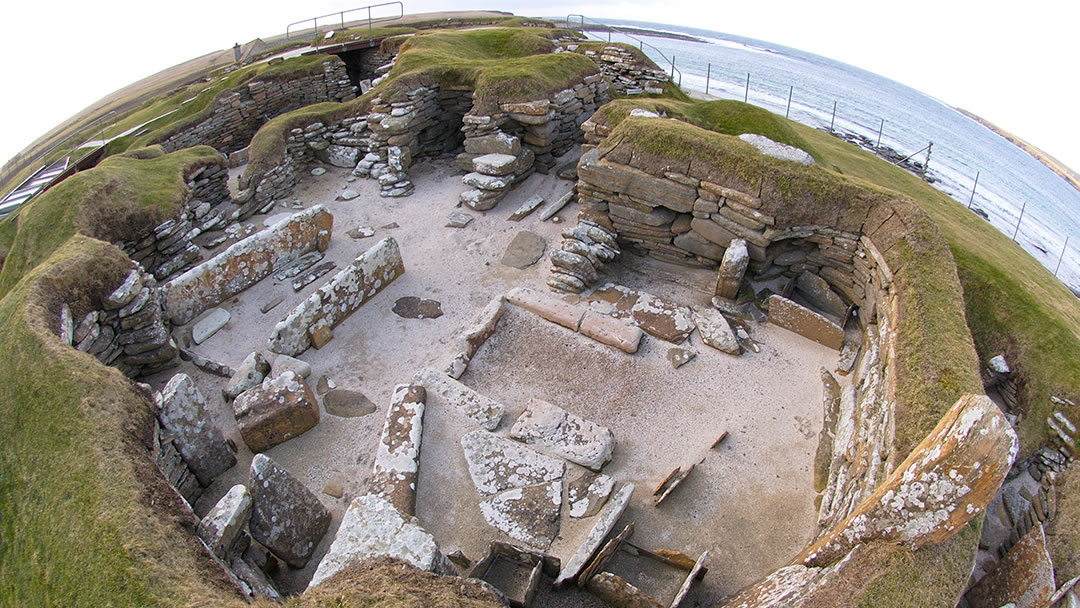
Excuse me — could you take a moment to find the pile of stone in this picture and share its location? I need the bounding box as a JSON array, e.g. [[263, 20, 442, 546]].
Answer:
[[119, 159, 232, 280], [65, 264, 179, 378], [158, 59, 356, 154], [546, 215, 620, 294], [498, 76, 608, 173], [583, 45, 668, 95]]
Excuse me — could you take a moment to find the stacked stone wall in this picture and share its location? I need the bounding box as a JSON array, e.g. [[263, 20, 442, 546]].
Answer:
[[581, 45, 669, 95], [157, 60, 357, 155]]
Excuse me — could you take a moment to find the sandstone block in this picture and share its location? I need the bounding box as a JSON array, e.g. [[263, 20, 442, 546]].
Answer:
[[197, 484, 251, 559], [767, 295, 844, 350], [461, 430, 565, 496], [223, 351, 270, 402], [505, 287, 586, 331], [579, 311, 643, 354], [692, 306, 741, 355], [233, 371, 320, 452], [370, 384, 426, 515], [715, 239, 749, 299]]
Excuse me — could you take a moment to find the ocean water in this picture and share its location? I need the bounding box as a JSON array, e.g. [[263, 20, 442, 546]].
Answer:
[[578, 19, 1080, 291]]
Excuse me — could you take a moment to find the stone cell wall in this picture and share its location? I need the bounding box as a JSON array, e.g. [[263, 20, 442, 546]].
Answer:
[[120, 160, 233, 281], [580, 44, 670, 95], [156, 60, 357, 154]]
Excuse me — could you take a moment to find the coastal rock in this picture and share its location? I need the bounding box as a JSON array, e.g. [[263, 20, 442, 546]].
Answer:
[[248, 454, 331, 569], [233, 371, 320, 452]]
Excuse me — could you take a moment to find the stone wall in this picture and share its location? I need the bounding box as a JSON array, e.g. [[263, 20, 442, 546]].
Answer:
[[580, 44, 669, 95], [119, 159, 233, 281], [156, 60, 357, 155]]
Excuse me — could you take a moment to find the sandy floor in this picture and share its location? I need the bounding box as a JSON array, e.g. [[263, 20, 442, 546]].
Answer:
[[148, 148, 847, 602]]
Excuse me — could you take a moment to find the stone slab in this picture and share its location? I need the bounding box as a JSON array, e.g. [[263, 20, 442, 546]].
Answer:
[[568, 471, 615, 518], [233, 371, 320, 453], [966, 523, 1054, 608], [555, 483, 635, 587], [692, 306, 741, 355], [248, 454, 331, 569], [415, 368, 504, 430], [159, 372, 236, 486], [197, 484, 251, 559], [191, 308, 230, 344], [323, 389, 377, 418], [767, 294, 844, 351], [501, 231, 547, 270], [461, 430, 565, 496], [445, 296, 506, 379], [511, 398, 614, 470], [479, 481, 563, 549], [589, 284, 694, 344], [579, 311, 643, 354], [506, 287, 586, 332], [370, 384, 426, 515]]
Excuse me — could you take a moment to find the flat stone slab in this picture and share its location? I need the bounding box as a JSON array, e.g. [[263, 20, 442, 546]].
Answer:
[[501, 231, 546, 270], [966, 523, 1054, 608], [323, 389, 377, 418], [337, 189, 360, 201], [508, 195, 545, 221], [248, 454, 332, 569], [446, 212, 474, 228], [224, 351, 269, 402], [415, 368, 504, 431], [479, 480, 563, 549], [589, 284, 694, 344], [555, 482, 635, 587], [197, 484, 251, 559], [511, 398, 615, 470], [346, 226, 375, 239], [692, 306, 741, 355], [392, 297, 443, 319], [461, 430, 565, 496], [715, 239, 749, 299], [271, 353, 311, 378], [767, 294, 844, 350], [192, 308, 230, 344], [473, 153, 520, 176], [308, 494, 450, 590], [579, 311, 643, 354], [370, 384, 426, 515], [568, 471, 615, 518], [739, 133, 814, 165], [159, 373, 236, 486], [796, 271, 847, 318], [444, 296, 506, 379]]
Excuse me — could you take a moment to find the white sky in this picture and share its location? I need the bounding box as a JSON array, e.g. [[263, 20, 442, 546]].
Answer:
[[2, 0, 1078, 174]]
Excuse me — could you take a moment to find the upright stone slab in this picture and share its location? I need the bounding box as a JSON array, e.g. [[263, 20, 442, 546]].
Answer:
[[163, 205, 333, 325], [268, 237, 404, 356], [248, 454, 332, 569], [223, 351, 270, 401], [370, 384, 426, 515], [692, 306, 741, 355], [307, 494, 451, 590], [233, 371, 320, 452], [158, 373, 236, 486], [715, 238, 749, 299], [767, 294, 844, 350], [966, 523, 1055, 608], [555, 483, 635, 587], [444, 296, 506, 379], [197, 484, 251, 559], [510, 398, 615, 470]]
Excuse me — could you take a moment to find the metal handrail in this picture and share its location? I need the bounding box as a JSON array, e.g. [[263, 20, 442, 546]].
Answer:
[[564, 14, 682, 86], [286, 2, 404, 49]]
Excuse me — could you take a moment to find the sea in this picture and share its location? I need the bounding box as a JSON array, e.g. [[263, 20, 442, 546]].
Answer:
[[573, 18, 1080, 292]]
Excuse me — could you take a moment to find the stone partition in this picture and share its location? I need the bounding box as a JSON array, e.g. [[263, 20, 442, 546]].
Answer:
[[162, 205, 333, 325], [268, 236, 404, 356], [580, 44, 670, 95], [156, 59, 357, 154]]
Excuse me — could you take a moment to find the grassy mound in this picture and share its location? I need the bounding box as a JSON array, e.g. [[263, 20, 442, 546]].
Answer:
[[0, 146, 222, 298]]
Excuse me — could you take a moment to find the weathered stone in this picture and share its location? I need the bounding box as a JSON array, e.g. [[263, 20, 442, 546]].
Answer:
[[268, 237, 404, 356], [508, 195, 545, 221], [163, 206, 333, 325], [966, 523, 1054, 608], [271, 354, 311, 378], [105, 269, 143, 309], [739, 134, 814, 165], [479, 481, 563, 549], [159, 373, 236, 485], [233, 371, 320, 453], [445, 296, 505, 379], [323, 389, 377, 418], [609, 203, 676, 227], [307, 494, 451, 590], [578, 160, 696, 213], [325, 144, 360, 168], [260, 296, 285, 314], [370, 384, 426, 515], [310, 320, 333, 349], [464, 172, 514, 191], [586, 572, 663, 608], [59, 304, 73, 345], [796, 272, 847, 317], [291, 261, 336, 292], [667, 348, 696, 369], [460, 188, 503, 211], [767, 295, 844, 350], [551, 250, 597, 282], [446, 212, 474, 228], [415, 368, 504, 430], [716, 239, 749, 299], [693, 306, 741, 355], [473, 153, 522, 177], [673, 231, 726, 260], [465, 132, 521, 156], [191, 307, 230, 344], [506, 287, 586, 332], [346, 226, 375, 239], [178, 347, 234, 378], [461, 430, 565, 496], [579, 311, 643, 354], [555, 483, 635, 587], [568, 471, 615, 518], [392, 296, 443, 319], [248, 454, 331, 569], [589, 284, 694, 344], [511, 398, 615, 471], [799, 394, 1018, 567], [337, 189, 360, 201], [310, 167, 326, 176], [197, 484, 251, 559], [500, 231, 546, 269], [223, 351, 270, 402]]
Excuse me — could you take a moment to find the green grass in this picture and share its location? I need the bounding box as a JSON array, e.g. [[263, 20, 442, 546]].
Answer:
[[0, 147, 222, 298]]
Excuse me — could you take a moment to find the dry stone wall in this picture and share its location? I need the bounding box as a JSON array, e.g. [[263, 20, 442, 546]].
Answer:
[[581, 45, 669, 95], [157, 60, 357, 154]]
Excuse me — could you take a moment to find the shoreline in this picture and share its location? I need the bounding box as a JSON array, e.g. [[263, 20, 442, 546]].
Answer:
[[555, 21, 707, 43]]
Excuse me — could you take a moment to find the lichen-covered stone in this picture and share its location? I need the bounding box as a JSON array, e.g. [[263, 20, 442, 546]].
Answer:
[[478, 480, 563, 549], [767, 294, 844, 351], [158, 373, 236, 486], [693, 306, 741, 355], [370, 384, 426, 515], [555, 483, 635, 587], [966, 523, 1054, 608], [197, 484, 251, 559], [510, 398, 615, 470], [223, 351, 270, 402], [461, 430, 565, 496], [444, 296, 505, 379], [233, 371, 320, 452], [415, 368, 504, 431], [716, 238, 749, 299], [268, 236, 404, 356], [248, 454, 331, 569]]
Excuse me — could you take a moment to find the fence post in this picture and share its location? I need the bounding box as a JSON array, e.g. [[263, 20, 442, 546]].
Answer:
[[706, 63, 711, 96], [1056, 235, 1070, 277], [876, 119, 884, 148], [744, 72, 750, 102], [1013, 199, 1027, 242], [671, 56, 676, 80], [785, 86, 793, 118], [923, 141, 933, 177], [830, 101, 837, 131], [968, 171, 980, 209]]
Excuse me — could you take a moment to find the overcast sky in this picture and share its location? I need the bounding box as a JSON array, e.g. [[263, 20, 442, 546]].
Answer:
[[2, 0, 1077, 174]]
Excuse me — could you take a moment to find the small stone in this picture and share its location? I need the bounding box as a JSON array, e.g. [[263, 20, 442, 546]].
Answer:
[[261, 296, 285, 314], [323, 482, 344, 498], [310, 167, 326, 176], [381, 222, 399, 229], [346, 226, 376, 239], [316, 375, 331, 395], [223, 352, 271, 402], [337, 190, 360, 201], [500, 231, 546, 269], [446, 212, 474, 228], [272, 354, 312, 378], [392, 297, 443, 319], [323, 389, 377, 418], [667, 348, 697, 369], [310, 321, 333, 349], [191, 308, 230, 344]]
